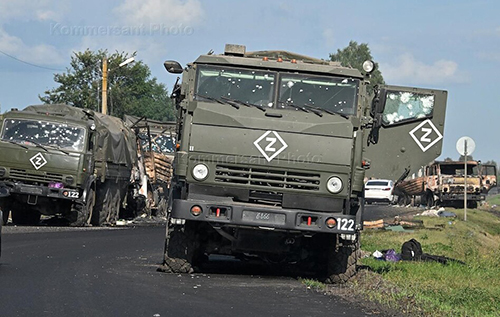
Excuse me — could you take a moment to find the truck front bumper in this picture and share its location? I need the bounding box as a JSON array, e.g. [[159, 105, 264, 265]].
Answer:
[[171, 197, 359, 234], [0, 181, 80, 201], [442, 193, 486, 201]]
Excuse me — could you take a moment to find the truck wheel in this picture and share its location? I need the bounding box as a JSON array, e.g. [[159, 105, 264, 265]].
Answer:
[[162, 223, 196, 273], [425, 191, 435, 208], [92, 188, 113, 226], [324, 238, 360, 284], [467, 201, 478, 209], [106, 189, 121, 224], [2, 208, 9, 225], [68, 188, 95, 226]]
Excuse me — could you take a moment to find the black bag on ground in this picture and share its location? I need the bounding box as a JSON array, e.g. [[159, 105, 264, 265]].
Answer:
[[401, 238, 423, 261]]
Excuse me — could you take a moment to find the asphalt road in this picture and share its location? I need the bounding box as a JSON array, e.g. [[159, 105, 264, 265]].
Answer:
[[0, 224, 376, 317], [363, 203, 421, 221]]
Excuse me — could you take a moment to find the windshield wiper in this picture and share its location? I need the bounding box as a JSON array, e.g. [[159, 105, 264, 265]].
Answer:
[[29, 141, 49, 152], [195, 94, 240, 109], [278, 101, 319, 116], [44, 144, 71, 155], [302, 104, 349, 119], [3, 139, 29, 149], [220, 96, 266, 112]]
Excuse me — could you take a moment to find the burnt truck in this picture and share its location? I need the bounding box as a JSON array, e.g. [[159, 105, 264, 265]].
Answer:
[[160, 44, 447, 282], [124, 115, 176, 217], [395, 160, 497, 208], [0, 104, 138, 226]]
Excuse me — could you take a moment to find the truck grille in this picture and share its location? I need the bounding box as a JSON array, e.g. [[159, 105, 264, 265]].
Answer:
[[9, 168, 64, 184], [215, 164, 320, 191]]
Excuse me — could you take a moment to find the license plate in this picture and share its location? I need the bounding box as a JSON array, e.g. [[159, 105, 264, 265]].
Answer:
[[242, 211, 286, 225]]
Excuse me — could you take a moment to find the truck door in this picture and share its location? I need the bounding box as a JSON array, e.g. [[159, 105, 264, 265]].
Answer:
[[365, 85, 447, 180]]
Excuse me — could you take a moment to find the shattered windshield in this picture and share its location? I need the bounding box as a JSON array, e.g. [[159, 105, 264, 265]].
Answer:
[[196, 65, 276, 108], [278, 75, 358, 115], [382, 91, 434, 125], [1, 119, 86, 152], [140, 133, 175, 154]]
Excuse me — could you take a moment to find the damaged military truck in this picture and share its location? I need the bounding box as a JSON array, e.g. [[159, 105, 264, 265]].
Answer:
[[395, 160, 496, 208], [124, 115, 176, 217], [161, 44, 447, 282], [0, 104, 138, 226]]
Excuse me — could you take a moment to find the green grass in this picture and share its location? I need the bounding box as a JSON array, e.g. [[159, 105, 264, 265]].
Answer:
[[360, 208, 500, 316], [486, 194, 500, 208]]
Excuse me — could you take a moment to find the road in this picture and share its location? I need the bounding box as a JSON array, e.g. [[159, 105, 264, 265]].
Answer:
[[363, 203, 421, 221], [1, 224, 377, 317]]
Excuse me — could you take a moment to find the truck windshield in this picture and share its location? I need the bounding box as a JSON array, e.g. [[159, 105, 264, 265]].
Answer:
[[278, 75, 359, 115], [196, 65, 276, 108], [139, 133, 176, 154], [1, 119, 86, 152]]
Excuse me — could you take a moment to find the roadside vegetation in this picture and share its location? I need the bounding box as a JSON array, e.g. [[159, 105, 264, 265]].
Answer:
[[305, 205, 500, 316]]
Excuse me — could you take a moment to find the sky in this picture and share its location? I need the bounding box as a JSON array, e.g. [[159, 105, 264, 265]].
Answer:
[[0, 0, 499, 164]]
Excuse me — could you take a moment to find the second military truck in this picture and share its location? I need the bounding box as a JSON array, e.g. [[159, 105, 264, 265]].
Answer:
[[161, 44, 447, 282], [0, 104, 138, 226]]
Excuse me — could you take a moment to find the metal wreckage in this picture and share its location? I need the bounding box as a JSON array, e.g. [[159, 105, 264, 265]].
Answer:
[[394, 160, 497, 208], [159, 44, 448, 283]]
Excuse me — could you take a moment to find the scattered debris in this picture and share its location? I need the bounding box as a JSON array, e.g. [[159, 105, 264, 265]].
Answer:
[[385, 225, 414, 233], [363, 219, 384, 229], [417, 207, 456, 218]]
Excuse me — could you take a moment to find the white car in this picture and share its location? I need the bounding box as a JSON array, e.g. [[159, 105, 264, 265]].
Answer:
[[364, 179, 395, 204]]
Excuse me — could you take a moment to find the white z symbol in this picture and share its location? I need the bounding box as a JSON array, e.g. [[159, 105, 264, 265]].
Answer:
[[35, 157, 42, 165], [420, 128, 432, 143], [265, 137, 277, 152]]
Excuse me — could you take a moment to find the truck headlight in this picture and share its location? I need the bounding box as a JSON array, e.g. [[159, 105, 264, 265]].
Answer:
[[326, 176, 343, 194], [362, 60, 375, 73], [192, 163, 209, 181]]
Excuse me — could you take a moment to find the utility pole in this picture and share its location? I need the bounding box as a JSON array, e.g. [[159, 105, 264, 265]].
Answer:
[[101, 58, 108, 115], [101, 57, 134, 115]]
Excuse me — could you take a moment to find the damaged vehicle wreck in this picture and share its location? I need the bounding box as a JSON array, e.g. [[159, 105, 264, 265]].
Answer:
[[0, 104, 139, 226], [160, 44, 448, 283]]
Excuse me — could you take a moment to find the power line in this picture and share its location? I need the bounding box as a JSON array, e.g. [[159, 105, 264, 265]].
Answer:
[[0, 49, 65, 72]]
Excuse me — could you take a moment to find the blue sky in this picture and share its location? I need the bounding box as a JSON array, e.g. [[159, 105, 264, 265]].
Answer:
[[0, 0, 499, 163]]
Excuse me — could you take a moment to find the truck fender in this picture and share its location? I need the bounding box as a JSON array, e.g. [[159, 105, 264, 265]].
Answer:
[[81, 175, 97, 204]]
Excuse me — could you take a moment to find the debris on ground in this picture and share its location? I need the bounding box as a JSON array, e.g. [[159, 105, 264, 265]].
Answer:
[[385, 225, 414, 233], [416, 207, 456, 218], [363, 219, 384, 229]]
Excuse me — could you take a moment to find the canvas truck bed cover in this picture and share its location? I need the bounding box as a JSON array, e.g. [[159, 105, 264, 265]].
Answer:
[[21, 104, 137, 167]]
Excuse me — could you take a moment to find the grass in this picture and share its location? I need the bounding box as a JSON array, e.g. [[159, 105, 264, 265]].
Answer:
[[359, 208, 500, 316], [485, 194, 500, 210]]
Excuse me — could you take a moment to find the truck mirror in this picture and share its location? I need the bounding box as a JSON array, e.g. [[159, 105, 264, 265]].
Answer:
[[164, 60, 183, 74], [370, 87, 385, 117]]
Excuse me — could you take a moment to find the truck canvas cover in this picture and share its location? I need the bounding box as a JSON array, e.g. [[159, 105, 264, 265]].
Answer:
[[21, 104, 136, 167]]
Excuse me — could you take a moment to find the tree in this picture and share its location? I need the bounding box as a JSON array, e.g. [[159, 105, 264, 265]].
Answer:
[[458, 155, 474, 162], [39, 49, 175, 121], [329, 41, 385, 91]]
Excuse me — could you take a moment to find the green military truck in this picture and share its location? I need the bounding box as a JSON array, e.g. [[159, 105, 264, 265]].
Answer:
[[161, 44, 447, 282], [0, 104, 138, 226]]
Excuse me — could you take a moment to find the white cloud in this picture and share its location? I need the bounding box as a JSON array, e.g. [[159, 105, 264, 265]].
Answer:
[[0, 0, 67, 21], [114, 0, 203, 26], [0, 27, 64, 65], [379, 53, 462, 85]]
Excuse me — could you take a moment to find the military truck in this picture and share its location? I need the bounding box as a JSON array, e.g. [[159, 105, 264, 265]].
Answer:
[[395, 160, 496, 208], [0, 104, 138, 226], [160, 44, 447, 282], [124, 115, 176, 217]]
